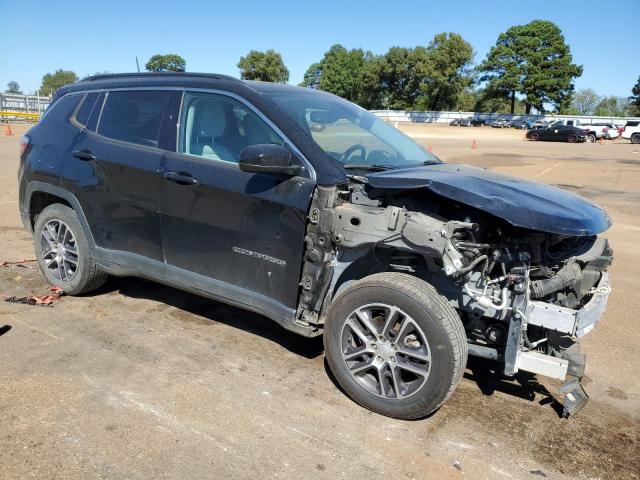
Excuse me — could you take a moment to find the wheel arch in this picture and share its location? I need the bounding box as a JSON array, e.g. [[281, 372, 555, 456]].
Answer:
[[24, 182, 95, 247]]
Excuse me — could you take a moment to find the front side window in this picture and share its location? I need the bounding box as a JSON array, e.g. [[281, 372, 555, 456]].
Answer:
[[179, 92, 283, 163], [263, 91, 439, 170], [97, 90, 171, 147]]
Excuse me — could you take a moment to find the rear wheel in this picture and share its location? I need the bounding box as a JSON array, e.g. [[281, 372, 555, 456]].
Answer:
[[34, 204, 108, 295], [529, 132, 540, 141], [587, 134, 596, 143], [324, 273, 467, 420], [631, 133, 640, 144], [568, 134, 578, 143]]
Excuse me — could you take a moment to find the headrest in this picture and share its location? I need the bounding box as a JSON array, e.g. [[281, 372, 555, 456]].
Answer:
[[194, 100, 226, 138]]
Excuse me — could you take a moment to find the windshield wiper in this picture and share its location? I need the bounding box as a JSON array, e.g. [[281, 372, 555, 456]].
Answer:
[[343, 164, 397, 171]]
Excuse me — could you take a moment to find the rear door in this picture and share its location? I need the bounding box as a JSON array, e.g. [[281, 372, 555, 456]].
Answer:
[[62, 89, 178, 271], [159, 91, 316, 312]]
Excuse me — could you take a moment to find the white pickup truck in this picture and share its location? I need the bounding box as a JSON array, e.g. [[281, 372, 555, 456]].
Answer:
[[548, 120, 612, 142], [621, 120, 640, 144]]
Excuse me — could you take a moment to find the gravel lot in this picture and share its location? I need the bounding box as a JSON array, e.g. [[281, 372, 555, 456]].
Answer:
[[1, 123, 638, 479]]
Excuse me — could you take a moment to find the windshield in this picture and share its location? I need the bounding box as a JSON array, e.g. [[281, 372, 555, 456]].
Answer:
[[263, 91, 440, 169]]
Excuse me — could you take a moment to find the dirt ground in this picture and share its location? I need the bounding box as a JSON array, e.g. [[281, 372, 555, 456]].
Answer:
[[0, 123, 638, 480]]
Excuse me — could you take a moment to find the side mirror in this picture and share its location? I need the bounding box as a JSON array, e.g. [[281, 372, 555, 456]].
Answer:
[[239, 144, 303, 176]]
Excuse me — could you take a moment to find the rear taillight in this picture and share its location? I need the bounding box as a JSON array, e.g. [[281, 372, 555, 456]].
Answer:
[[19, 135, 30, 158], [603, 127, 608, 133]]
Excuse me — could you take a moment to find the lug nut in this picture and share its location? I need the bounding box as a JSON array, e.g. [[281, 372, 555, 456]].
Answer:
[[390, 356, 396, 362], [372, 344, 377, 350], [377, 356, 383, 362]]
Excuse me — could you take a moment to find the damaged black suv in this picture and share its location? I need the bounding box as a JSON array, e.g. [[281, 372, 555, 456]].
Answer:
[[18, 73, 613, 419]]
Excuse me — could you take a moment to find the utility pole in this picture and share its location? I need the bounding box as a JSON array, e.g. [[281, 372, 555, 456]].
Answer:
[[136, 57, 140, 73]]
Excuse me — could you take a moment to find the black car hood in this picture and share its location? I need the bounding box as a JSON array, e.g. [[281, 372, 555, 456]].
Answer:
[[366, 164, 611, 236]]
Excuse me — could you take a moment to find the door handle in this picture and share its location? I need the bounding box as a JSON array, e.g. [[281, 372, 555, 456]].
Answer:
[[72, 149, 96, 161], [164, 171, 199, 186]]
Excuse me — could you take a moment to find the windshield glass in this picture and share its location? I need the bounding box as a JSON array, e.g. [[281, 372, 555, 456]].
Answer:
[[263, 91, 440, 169]]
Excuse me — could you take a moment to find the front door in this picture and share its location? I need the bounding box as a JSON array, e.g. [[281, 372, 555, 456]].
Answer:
[[159, 91, 315, 313]]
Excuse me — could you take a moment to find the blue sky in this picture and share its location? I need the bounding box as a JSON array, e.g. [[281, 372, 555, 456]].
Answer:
[[1, 0, 638, 97]]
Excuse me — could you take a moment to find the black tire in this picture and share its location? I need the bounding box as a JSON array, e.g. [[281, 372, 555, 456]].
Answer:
[[324, 273, 467, 419], [587, 134, 596, 143], [33, 203, 107, 295], [529, 132, 540, 141], [568, 134, 578, 143], [631, 133, 640, 144]]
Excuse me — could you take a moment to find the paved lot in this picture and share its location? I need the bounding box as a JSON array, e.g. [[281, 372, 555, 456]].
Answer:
[[1, 123, 638, 479]]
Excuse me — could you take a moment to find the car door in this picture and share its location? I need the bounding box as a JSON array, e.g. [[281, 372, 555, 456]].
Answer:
[[62, 89, 178, 272], [159, 91, 316, 314]]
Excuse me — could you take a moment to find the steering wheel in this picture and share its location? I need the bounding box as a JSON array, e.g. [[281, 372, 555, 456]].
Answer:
[[340, 144, 367, 163]]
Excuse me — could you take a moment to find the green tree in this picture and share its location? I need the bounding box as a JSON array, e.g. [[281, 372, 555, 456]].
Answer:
[[5, 81, 22, 94], [145, 54, 186, 72], [38, 69, 79, 96], [478, 20, 582, 114], [300, 44, 374, 105], [238, 49, 289, 83], [571, 88, 600, 115], [630, 76, 640, 116], [374, 47, 426, 109], [417, 33, 474, 111]]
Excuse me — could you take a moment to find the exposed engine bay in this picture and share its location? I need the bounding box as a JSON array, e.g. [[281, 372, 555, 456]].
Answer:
[[296, 179, 613, 416]]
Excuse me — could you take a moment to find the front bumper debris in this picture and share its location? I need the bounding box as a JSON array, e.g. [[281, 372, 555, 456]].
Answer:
[[559, 379, 590, 417], [525, 272, 611, 338]]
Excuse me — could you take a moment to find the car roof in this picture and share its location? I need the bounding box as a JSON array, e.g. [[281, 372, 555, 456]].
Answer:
[[55, 72, 319, 98]]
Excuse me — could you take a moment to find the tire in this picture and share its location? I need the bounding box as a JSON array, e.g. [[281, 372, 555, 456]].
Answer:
[[587, 134, 596, 143], [529, 132, 540, 141], [568, 134, 578, 143], [324, 273, 467, 420], [631, 133, 640, 144], [33, 203, 108, 295]]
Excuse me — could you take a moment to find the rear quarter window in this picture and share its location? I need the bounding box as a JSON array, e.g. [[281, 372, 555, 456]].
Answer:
[[73, 92, 100, 127], [39, 94, 82, 124], [97, 90, 171, 148], [627, 121, 639, 127]]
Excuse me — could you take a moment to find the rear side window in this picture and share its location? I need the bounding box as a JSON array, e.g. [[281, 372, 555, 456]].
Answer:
[[40, 94, 82, 124], [627, 121, 639, 127], [98, 90, 171, 147], [74, 92, 99, 127]]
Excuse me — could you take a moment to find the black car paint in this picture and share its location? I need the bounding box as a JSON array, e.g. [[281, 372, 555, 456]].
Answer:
[[366, 164, 611, 236], [19, 73, 610, 333], [527, 125, 585, 142]]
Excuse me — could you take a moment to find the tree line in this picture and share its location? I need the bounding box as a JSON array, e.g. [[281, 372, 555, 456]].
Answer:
[[6, 20, 640, 116]]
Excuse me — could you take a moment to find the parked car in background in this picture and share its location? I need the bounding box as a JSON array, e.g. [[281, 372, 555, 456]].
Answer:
[[459, 117, 472, 127], [449, 118, 461, 126], [510, 119, 531, 130], [530, 120, 551, 130], [491, 118, 510, 128], [527, 124, 586, 143], [470, 116, 484, 127], [575, 123, 616, 142], [622, 120, 640, 144]]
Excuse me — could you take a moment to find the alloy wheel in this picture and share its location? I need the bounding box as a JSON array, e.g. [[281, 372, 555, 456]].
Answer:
[[340, 303, 431, 399], [40, 219, 79, 281]]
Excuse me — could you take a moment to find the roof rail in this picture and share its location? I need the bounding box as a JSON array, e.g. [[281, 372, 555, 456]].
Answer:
[[80, 72, 240, 83]]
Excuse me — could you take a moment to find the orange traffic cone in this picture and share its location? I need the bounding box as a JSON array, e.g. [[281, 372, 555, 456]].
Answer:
[[599, 136, 604, 145], [428, 144, 433, 153], [471, 139, 477, 150], [2, 124, 13, 136]]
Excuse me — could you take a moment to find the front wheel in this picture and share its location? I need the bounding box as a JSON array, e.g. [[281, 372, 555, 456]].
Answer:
[[631, 133, 640, 144], [324, 273, 467, 419]]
